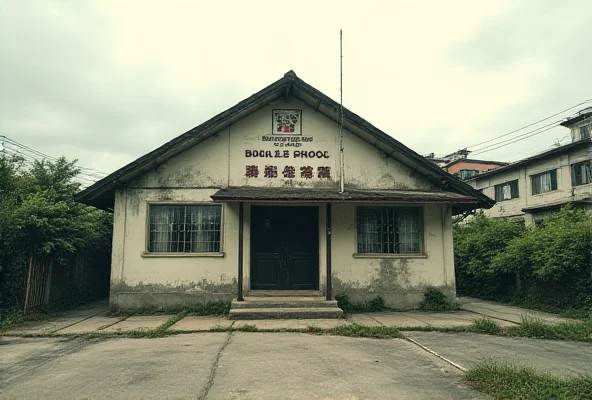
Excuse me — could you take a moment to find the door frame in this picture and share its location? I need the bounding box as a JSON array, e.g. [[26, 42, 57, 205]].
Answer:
[[249, 204, 320, 290]]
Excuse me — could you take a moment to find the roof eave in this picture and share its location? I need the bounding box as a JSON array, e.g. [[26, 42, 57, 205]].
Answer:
[[76, 71, 492, 209]]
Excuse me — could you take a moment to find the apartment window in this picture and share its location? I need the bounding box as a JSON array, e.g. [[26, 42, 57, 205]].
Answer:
[[531, 170, 558, 195], [148, 205, 221, 253], [580, 125, 591, 140], [494, 180, 519, 202], [356, 206, 422, 254], [457, 169, 479, 180], [571, 161, 592, 186]]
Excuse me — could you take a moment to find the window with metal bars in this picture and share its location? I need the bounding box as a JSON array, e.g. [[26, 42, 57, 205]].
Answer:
[[356, 206, 422, 254], [148, 205, 221, 253]]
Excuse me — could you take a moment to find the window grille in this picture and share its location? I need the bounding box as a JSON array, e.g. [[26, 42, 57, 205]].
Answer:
[[531, 170, 557, 195], [148, 205, 221, 253], [571, 161, 592, 186], [356, 207, 421, 254], [579, 125, 590, 140]]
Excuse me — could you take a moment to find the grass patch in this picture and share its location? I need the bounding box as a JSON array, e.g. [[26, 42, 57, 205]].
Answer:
[[335, 294, 386, 314], [186, 301, 231, 316], [329, 324, 403, 339], [400, 316, 592, 342], [305, 325, 324, 333], [105, 301, 231, 318], [466, 361, 592, 400], [157, 310, 189, 331], [504, 315, 592, 342], [0, 308, 65, 332], [507, 296, 592, 321], [235, 324, 258, 332], [210, 324, 232, 332], [419, 287, 460, 311], [472, 317, 503, 335]]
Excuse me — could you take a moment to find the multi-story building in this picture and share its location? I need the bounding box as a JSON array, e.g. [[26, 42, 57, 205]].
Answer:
[[466, 108, 592, 225], [444, 158, 508, 180]]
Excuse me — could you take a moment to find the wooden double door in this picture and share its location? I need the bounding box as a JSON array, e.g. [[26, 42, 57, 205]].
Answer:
[[250, 206, 319, 290]]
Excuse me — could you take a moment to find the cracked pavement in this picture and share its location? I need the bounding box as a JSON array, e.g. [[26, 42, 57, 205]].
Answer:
[[0, 333, 484, 400]]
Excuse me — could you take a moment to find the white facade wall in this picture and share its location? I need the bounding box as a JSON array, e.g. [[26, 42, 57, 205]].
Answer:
[[470, 143, 592, 224], [111, 97, 455, 309]]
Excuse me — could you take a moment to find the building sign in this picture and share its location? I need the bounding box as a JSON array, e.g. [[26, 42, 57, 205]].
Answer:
[[241, 108, 334, 184], [273, 109, 302, 135], [245, 165, 331, 180]]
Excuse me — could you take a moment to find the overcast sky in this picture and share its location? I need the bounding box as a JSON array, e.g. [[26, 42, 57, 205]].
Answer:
[[1, 1, 590, 181]]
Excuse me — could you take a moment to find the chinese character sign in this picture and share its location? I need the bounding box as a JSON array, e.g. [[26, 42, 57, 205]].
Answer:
[[245, 165, 259, 178], [273, 109, 302, 135]]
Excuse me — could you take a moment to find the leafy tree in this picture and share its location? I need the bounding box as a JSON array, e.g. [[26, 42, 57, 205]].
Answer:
[[454, 207, 592, 311], [0, 155, 112, 312], [454, 211, 526, 298]]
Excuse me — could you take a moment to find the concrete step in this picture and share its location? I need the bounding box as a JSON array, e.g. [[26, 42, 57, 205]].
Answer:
[[232, 297, 339, 309], [248, 290, 323, 297], [229, 307, 344, 320]]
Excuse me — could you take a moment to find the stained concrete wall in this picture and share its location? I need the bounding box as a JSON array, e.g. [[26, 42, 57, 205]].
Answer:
[[470, 143, 592, 223], [330, 203, 455, 308], [110, 96, 455, 309], [134, 97, 433, 191]]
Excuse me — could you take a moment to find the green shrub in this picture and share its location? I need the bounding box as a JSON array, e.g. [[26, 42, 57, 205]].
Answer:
[[454, 207, 592, 313], [454, 212, 526, 299], [367, 296, 386, 312], [419, 287, 459, 311], [335, 294, 386, 313], [472, 317, 502, 335]]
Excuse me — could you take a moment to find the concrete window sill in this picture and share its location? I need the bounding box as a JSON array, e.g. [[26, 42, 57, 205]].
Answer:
[[352, 253, 428, 259], [141, 252, 225, 258]]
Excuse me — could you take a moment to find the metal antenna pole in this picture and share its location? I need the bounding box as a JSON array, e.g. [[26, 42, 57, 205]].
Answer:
[[339, 29, 345, 193]]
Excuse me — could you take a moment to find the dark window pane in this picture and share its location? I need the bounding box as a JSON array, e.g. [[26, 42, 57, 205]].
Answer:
[[357, 207, 422, 254], [149, 205, 222, 253]]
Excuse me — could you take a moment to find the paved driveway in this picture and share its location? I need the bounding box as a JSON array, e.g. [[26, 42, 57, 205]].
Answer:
[[0, 333, 484, 400], [405, 331, 592, 377]]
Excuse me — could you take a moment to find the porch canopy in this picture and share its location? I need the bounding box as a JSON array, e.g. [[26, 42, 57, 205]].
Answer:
[[211, 187, 479, 214]]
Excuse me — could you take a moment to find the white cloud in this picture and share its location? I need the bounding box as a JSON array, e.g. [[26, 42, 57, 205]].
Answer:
[[0, 0, 589, 175]]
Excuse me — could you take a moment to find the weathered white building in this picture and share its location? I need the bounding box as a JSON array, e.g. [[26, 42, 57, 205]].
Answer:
[[77, 71, 492, 312], [466, 108, 592, 225]]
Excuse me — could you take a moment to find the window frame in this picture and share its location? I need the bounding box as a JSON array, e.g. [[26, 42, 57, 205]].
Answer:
[[579, 125, 591, 140], [457, 169, 480, 180], [494, 179, 520, 202], [571, 160, 592, 187], [143, 202, 225, 257], [353, 205, 426, 258], [530, 169, 558, 195]]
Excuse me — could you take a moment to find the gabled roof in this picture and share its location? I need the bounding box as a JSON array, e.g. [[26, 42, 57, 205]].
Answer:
[[75, 70, 494, 212]]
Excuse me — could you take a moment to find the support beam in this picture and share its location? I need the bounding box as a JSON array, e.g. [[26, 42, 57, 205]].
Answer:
[[237, 202, 244, 301], [326, 203, 332, 300]]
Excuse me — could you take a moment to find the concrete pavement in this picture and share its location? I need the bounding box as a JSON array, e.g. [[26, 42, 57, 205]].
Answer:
[[0, 333, 485, 400], [349, 310, 515, 328], [459, 297, 575, 324], [404, 331, 592, 377]]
